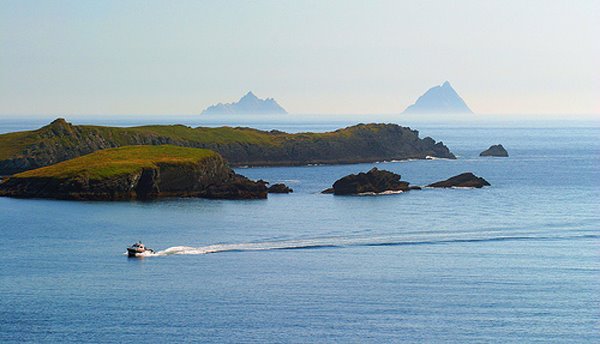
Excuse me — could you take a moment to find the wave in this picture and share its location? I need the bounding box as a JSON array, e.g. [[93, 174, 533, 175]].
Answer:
[[140, 232, 599, 258], [357, 190, 404, 196], [148, 240, 339, 257], [425, 156, 455, 160]]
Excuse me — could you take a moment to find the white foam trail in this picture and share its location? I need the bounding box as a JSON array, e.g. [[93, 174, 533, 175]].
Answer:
[[137, 230, 596, 258], [358, 190, 404, 196], [151, 240, 338, 257], [425, 156, 454, 161]]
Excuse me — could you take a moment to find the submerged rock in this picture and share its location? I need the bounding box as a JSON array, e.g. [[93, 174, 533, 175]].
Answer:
[[267, 183, 293, 194], [322, 167, 413, 195], [480, 144, 508, 157], [428, 172, 490, 188]]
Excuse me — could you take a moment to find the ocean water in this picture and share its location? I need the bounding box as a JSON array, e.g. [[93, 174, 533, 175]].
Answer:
[[0, 118, 599, 343]]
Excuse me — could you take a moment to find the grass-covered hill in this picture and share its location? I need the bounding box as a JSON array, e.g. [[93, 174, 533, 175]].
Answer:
[[0, 145, 267, 200], [15, 145, 218, 181], [0, 118, 455, 175]]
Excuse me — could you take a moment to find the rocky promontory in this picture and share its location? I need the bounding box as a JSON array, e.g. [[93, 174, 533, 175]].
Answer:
[[0, 119, 456, 175], [0, 145, 267, 200], [428, 173, 490, 188], [480, 144, 508, 157], [322, 167, 418, 195]]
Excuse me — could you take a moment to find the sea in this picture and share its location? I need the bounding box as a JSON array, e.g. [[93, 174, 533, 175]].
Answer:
[[0, 114, 598, 343]]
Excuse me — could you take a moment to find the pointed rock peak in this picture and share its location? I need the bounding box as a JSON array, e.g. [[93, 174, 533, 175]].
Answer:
[[403, 81, 473, 114], [242, 91, 258, 99]]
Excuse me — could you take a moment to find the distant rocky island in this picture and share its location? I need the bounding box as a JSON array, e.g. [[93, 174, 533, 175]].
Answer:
[[404, 81, 473, 114], [201, 91, 287, 115], [0, 119, 456, 175], [0, 145, 268, 200]]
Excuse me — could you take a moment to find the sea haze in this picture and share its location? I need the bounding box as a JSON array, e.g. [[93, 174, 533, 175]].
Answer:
[[0, 117, 598, 343]]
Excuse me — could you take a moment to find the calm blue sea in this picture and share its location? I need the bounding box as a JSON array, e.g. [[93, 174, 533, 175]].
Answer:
[[0, 116, 599, 343]]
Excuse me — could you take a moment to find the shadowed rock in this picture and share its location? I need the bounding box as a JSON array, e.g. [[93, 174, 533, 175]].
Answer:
[[267, 183, 293, 193], [428, 172, 490, 188], [322, 167, 413, 195]]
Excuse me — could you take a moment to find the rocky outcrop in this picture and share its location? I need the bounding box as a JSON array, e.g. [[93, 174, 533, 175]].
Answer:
[[427, 172, 490, 188], [267, 183, 293, 193], [480, 144, 508, 157], [322, 167, 418, 195], [0, 120, 456, 175], [203, 175, 268, 200], [0, 146, 267, 200]]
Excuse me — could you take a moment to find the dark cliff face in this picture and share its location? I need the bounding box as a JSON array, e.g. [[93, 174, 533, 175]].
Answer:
[[0, 155, 267, 200], [0, 120, 456, 175]]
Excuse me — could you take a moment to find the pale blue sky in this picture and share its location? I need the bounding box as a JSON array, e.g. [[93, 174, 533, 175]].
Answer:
[[0, 0, 598, 116]]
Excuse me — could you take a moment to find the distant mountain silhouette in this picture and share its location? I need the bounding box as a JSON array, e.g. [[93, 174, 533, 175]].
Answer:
[[404, 81, 473, 114], [202, 91, 287, 115]]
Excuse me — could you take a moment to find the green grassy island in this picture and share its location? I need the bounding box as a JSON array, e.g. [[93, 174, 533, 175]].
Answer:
[[0, 119, 455, 175]]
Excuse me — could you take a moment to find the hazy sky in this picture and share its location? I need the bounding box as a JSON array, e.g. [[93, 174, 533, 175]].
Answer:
[[1, 0, 598, 116]]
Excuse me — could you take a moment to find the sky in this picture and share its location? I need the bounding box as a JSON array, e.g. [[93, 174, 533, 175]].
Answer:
[[0, 0, 598, 116]]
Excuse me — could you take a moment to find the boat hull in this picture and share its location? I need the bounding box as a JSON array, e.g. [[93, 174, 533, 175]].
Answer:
[[127, 247, 154, 257]]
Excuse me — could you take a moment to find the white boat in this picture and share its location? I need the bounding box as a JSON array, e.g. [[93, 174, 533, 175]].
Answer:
[[127, 241, 155, 257]]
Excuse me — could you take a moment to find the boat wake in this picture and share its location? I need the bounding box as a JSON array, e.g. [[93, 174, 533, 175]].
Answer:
[[139, 231, 599, 258]]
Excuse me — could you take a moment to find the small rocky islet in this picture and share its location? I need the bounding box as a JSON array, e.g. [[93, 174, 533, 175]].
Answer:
[[480, 144, 509, 157], [267, 183, 294, 194], [322, 168, 420, 195], [427, 172, 491, 188], [322, 168, 490, 195]]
